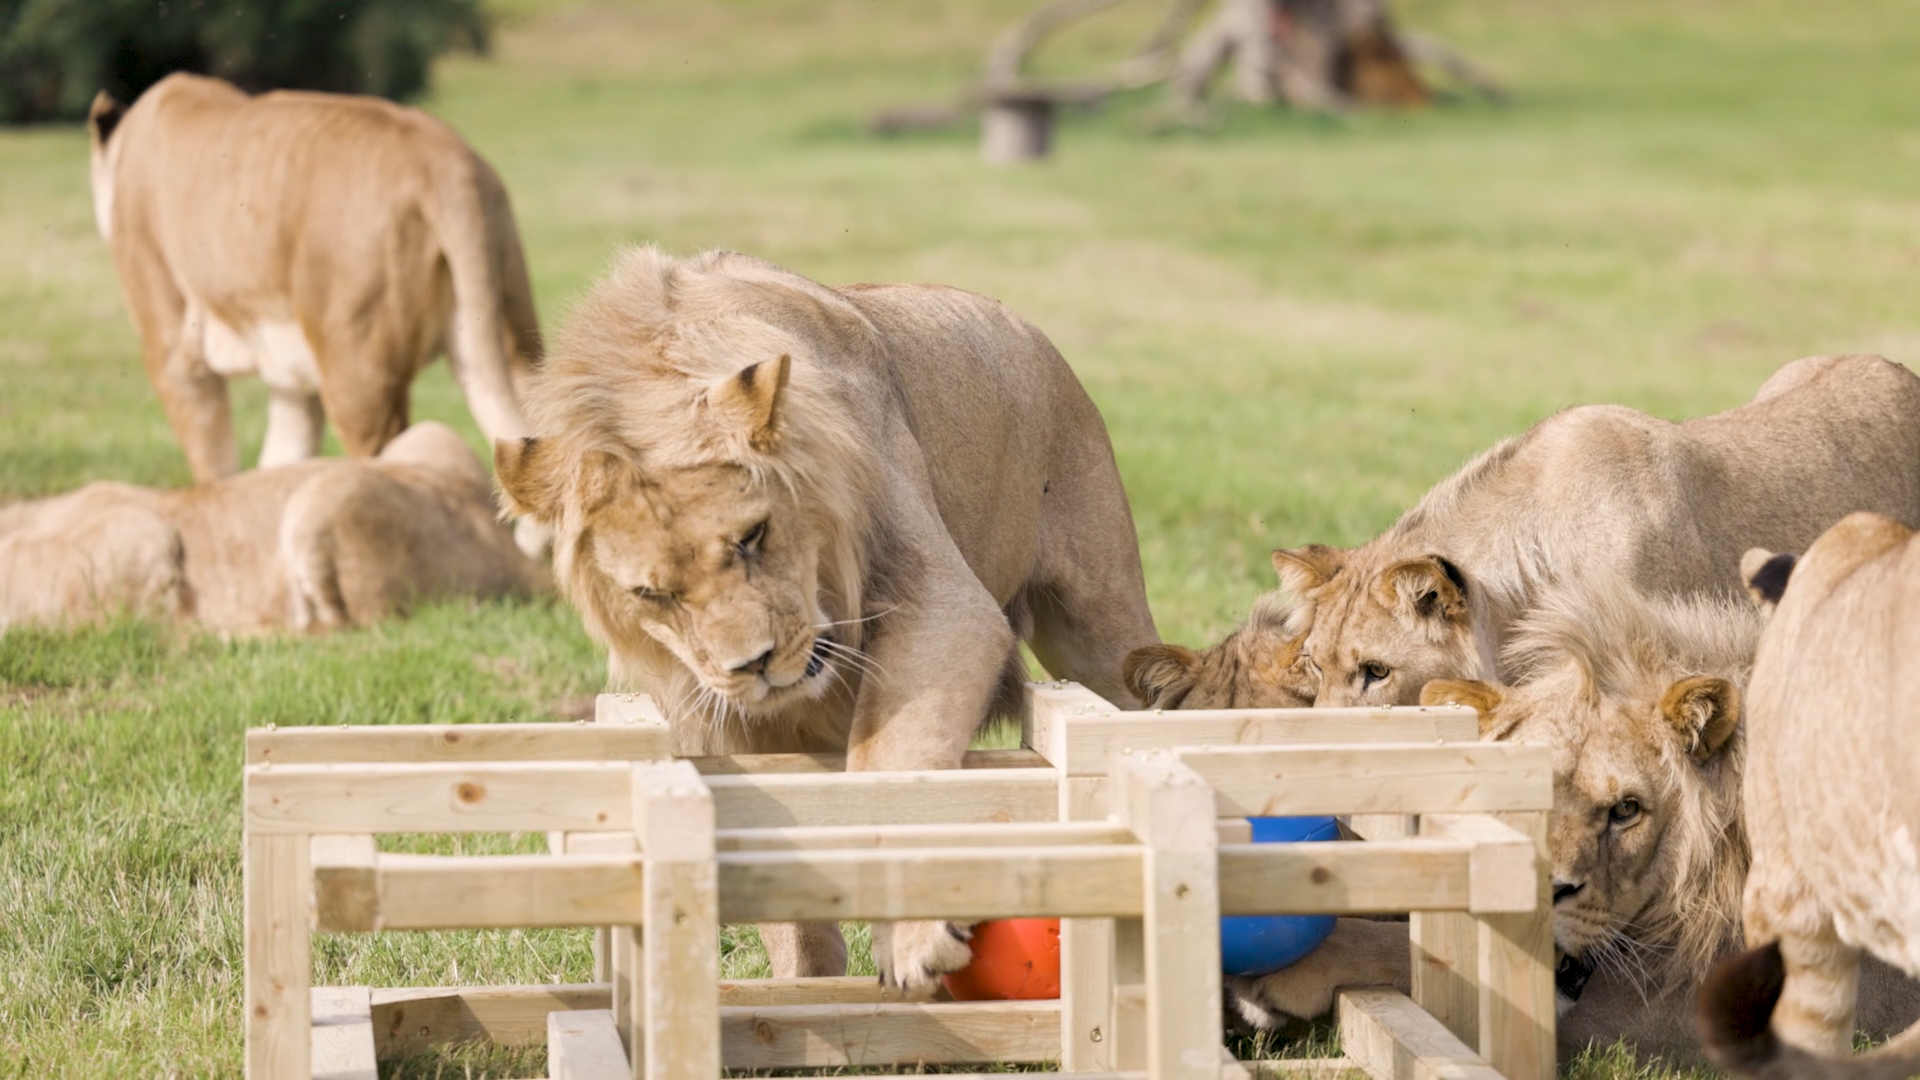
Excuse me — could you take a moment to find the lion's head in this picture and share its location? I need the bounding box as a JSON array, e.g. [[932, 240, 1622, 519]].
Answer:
[[1421, 588, 1758, 993], [496, 249, 879, 725], [1122, 545, 1343, 709], [1303, 546, 1481, 707]]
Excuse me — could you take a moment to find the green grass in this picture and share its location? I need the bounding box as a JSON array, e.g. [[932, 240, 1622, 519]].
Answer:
[[4, 0, 1920, 1075]]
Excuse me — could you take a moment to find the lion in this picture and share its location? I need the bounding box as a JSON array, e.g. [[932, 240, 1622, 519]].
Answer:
[[492, 247, 1162, 989], [1226, 585, 1919, 1062], [1279, 355, 1920, 707], [88, 74, 545, 550], [1695, 514, 1920, 1080], [0, 422, 548, 631]]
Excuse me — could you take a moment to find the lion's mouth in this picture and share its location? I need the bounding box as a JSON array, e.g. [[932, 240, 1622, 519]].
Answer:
[[804, 639, 830, 679], [1556, 951, 1595, 1002]]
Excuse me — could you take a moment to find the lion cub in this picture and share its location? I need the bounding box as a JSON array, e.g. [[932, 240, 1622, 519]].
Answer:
[[0, 422, 548, 632]]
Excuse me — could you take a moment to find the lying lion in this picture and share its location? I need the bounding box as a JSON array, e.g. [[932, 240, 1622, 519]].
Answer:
[[1185, 355, 1920, 709], [496, 247, 1162, 988], [0, 422, 548, 631], [1226, 586, 1919, 1063], [89, 73, 544, 550], [1696, 515, 1920, 1080]]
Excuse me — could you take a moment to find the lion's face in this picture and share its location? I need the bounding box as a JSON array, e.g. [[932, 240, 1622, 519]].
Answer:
[[1306, 553, 1476, 707], [580, 461, 837, 713], [1423, 673, 1740, 964]]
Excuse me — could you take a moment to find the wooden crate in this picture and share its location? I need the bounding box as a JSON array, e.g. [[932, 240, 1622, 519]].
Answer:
[[241, 686, 1552, 1080]]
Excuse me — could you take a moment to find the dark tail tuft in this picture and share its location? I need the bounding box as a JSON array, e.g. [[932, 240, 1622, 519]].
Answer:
[[1697, 941, 1788, 1074]]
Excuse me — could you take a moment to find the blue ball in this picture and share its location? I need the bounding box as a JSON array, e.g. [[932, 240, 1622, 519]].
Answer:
[[1219, 815, 1341, 977]]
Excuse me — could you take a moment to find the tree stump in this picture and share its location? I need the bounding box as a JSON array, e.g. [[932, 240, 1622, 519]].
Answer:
[[981, 94, 1058, 164]]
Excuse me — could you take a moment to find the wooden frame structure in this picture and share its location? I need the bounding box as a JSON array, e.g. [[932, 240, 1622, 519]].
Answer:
[[242, 684, 1553, 1080]]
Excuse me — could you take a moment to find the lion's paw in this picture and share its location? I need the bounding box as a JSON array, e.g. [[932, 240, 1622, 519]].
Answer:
[[872, 920, 974, 991]]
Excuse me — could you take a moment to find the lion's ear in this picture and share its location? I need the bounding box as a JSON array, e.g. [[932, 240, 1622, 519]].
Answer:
[[1661, 675, 1740, 763], [1379, 555, 1468, 622], [88, 91, 126, 147], [1123, 644, 1199, 709], [1272, 544, 1346, 596], [1740, 548, 1796, 611], [495, 437, 565, 522], [1420, 679, 1509, 738], [709, 353, 791, 450]]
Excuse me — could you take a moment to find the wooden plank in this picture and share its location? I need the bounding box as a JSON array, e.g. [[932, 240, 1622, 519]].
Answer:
[[562, 832, 636, 985], [635, 761, 719, 1080], [1217, 841, 1472, 915], [596, 693, 668, 727], [1117, 754, 1221, 1080], [549, 1009, 629, 1080], [1049, 708, 1480, 776], [309, 835, 377, 933], [1174, 744, 1551, 817], [245, 831, 310, 1079], [1336, 988, 1502, 1080], [1473, 810, 1555, 1080], [311, 987, 376, 1080], [1060, 765, 1116, 1073], [719, 1000, 1060, 1068], [1344, 815, 1417, 842], [245, 761, 631, 834], [716, 820, 1133, 852], [311, 853, 646, 931], [1409, 909, 1479, 1050], [716, 847, 1144, 922], [1027, 681, 1120, 769], [247, 721, 670, 765], [689, 747, 1046, 774], [1247, 1059, 1368, 1080], [718, 976, 933, 1006], [369, 983, 610, 1058], [1419, 814, 1537, 914], [705, 768, 1059, 828]]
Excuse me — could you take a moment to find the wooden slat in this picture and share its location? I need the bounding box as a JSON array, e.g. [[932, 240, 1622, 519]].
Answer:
[[597, 693, 667, 726], [1217, 841, 1472, 915], [1247, 1059, 1369, 1080], [245, 761, 631, 834], [1026, 681, 1120, 768], [1344, 814, 1416, 841], [705, 768, 1059, 829], [716, 846, 1144, 922], [311, 853, 645, 931], [1050, 709, 1480, 776], [368, 984, 610, 1058], [1117, 754, 1221, 1080], [719, 1001, 1060, 1068], [1419, 814, 1537, 914], [1337, 988, 1503, 1080], [246, 721, 670, 765], [245, 831, 310, 1079], [310, 987, 376, 1080], [549, 1008, 630, 1080], [636, 761, 719, 1080], [689, 747, 1046, 774], [716, 820, 1134, 851], [718, 976, 933, 1006], [1473, 810, 1555, 1080], [1174, 744, 1551, 817], [1060, 764, 1117, 1072]]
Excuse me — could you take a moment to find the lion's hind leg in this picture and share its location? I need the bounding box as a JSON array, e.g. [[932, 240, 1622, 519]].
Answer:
[[1745, 862, 1863, 1056]]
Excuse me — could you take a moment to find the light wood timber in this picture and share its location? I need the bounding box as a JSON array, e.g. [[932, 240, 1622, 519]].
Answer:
[[310, 986, 376, 1080], [311, 852, 646, 931], [1059, 757, 1116, 1072], [720, 1000, 1059, 1068], [1217, 841, 1475, 915], [635, 760, 720, 1080], [689, 747, 1047, 774], [548, 1008, 629, 1080], [245, 761, 631, 834], [367, 983, 610, 1058], [1172, 744, 1551, 817], [245, 830, 310, 1079], [1336, 987, 1504, 1080], [715, 820, 1134, 852], [1046, 709, 1479, 776], [596, 693, 668, 727], [716, 976, 933, 1006], [1471, 811, 1555, 1080], [715, 846, 1143, 922], [704, 767, 1058, 828], [1418, 815, 1537, 914], [1247, 1058, 1369, 1080], [246, 721, 670, 766]]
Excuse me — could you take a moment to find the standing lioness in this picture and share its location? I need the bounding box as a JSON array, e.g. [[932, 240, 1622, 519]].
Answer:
[[89, 74, 542, 542], [496, 248, 1161, 986]]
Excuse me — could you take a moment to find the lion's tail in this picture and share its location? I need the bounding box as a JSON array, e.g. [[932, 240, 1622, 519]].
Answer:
[[430, 149, 542, 448], [1697, 943, 1920, 1080]]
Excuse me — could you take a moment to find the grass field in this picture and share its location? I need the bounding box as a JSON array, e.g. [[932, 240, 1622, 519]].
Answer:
[[3, 0, 1918, 1075]]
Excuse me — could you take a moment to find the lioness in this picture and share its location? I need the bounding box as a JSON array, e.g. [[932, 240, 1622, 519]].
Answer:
[[1287, 355, 1920, 707], [1228, 586, 1919, 1062], [0, 422, 548, 631], [1695, 515, 1920, 1080], [493, 248, 1161, 987], [89, 73, 543, 550]]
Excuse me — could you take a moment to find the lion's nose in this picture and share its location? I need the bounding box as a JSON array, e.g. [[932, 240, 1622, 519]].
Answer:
[[1552, 881, 1584, 903], [727, 647, 776, 677]]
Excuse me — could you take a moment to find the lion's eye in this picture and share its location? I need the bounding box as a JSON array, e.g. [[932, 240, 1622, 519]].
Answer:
[[1608, 798, 1642, 825], [1360, 661, 1391, 687], [736, 520, 768, 557]]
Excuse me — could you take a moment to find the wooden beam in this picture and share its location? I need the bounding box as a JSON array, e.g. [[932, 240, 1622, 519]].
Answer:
[[1174, 744, 1551, 817], [716, 846, 1144, 922], [1246, 1058, 1368, 1080], [1419, 814, 1537, 914], [716, 820, 1133, 851], [311, 852, 645, 931], [1047, 708, 1479, 776], [244, 831, 310, 1079], [1336, 987, 1503, 1080], [704, 768, 1059, 829], [718, 976, 933, 1006], [368, 984, 610, 1058], [245, 761, 631, 834], [1472, 810, 1555, 1080], [1217, 841, 1473, 915], [689, 747, 1046, 774], [246, 721, 669, 765], [310, 987, 376, 1080], [549, 1009, 629, 1079], [719, 1000, 1059, 1068], [635, 760, 719, 1080]]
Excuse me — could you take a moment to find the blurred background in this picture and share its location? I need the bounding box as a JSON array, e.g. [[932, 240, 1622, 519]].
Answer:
[[2, 1, 1917, 1074]]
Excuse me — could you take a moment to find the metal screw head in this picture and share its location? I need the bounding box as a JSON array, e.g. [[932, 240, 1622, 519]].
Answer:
[[1090, 1027, 1103, 1043]]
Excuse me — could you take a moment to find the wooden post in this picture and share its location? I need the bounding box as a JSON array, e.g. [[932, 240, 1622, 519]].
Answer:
[[1411, 810, 1482, 1048], [1115, 752, 1221, 1080], [244, 829, 311, 1078], [635, 761, 719, 1080], [982, 94, 1057, 163], [1474, 810, 1555, 1080]]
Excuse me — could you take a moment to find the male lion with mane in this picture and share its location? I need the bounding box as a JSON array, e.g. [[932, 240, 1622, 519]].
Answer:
[[494, 248, 1160, 987], [1696, 514, 1920, 1080]]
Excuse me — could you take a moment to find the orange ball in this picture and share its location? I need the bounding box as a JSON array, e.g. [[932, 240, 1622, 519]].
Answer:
[[942, 918, 1061, 1001]]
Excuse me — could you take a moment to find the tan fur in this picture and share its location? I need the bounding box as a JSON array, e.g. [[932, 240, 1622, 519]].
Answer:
[[89, 75, 544, 550], [494, 248, 1160, 988], [1295, 356, 1920, 706], [0, 423, 548, 631], [1695, 514, 1920, 1079]]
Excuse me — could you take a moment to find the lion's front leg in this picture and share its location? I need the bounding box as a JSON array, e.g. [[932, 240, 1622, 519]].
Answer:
[[844, 531, 1015, 991]]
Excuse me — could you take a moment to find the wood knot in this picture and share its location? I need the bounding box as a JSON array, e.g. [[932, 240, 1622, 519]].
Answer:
[[252, 1004, 269, 1019], [455, 782, 485, 803], [753, 1019, 777, 1044], [1311, 866, 1332, 884], [440, 730, 464, 744]]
